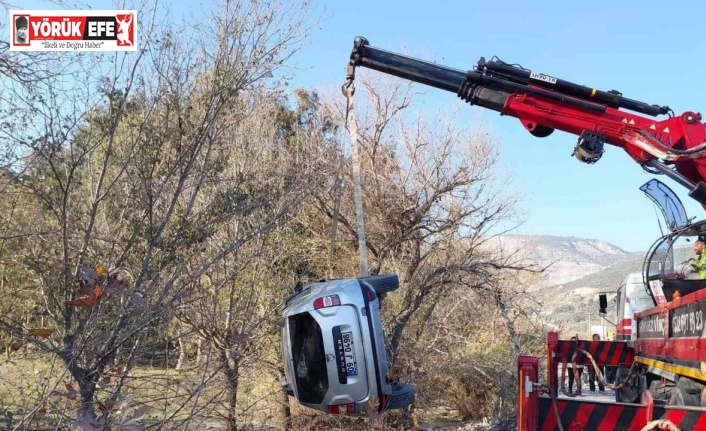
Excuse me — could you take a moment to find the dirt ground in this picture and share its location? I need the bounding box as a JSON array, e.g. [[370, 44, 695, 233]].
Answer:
[[0, 354, 517, 431]]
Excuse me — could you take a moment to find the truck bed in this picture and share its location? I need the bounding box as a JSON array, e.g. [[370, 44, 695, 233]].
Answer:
[[635, 286, 706, 381]]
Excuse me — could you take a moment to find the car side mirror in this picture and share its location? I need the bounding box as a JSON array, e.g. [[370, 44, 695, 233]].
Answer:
[[598, 292, 608, 316]]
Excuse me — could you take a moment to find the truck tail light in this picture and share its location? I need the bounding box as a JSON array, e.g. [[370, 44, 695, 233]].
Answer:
[[327, 403, 355, 414], [314, 294, 340, 309]]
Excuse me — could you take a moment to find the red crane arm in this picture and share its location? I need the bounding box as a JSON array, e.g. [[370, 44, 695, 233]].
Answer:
[[505, 91, 706, 181], [347, 37, 706, 207]]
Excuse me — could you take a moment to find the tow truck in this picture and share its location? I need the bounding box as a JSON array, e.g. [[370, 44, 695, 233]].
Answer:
[[343, 36, 706, 430]]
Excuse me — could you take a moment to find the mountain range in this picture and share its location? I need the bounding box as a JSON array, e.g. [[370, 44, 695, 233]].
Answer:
[[497, 234, 645, 335], [495, 234, 642, 286]]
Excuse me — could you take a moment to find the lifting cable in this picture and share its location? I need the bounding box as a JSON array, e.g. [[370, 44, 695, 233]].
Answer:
[[571, 348, 637, 392], [548, 351, 679, 431], [640, 420, 681, 431], [342, 71, 369, 277], [554, 347, 637, 397], [557, 350, 681, 430]]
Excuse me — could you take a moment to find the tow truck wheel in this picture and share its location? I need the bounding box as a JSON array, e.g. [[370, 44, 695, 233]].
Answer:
[[615, 366, 638, 403], [648, 379, 673, 403], [668, 377, 702, 407]]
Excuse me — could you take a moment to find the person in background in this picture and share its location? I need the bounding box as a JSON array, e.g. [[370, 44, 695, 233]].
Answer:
[[588, 333, 605, 394], [568, 336, 584, 394], [689, 235, 706, 278]]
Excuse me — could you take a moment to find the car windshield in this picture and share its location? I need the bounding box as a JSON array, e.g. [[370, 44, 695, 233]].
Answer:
[[288, 312, 328, 404]]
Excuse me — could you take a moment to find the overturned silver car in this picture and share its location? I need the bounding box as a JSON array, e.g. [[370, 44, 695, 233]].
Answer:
[[280, 274, 414, 415]]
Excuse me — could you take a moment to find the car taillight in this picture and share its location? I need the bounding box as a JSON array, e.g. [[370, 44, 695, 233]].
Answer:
[[327, 403, 355, 414], [313, 294, 340, 309]]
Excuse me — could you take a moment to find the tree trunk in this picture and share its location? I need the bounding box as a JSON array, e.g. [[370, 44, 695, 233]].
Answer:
[[221, 349, 240, 431], [195, 338, 203, 367], [175, 336, 185, 370], [227, 395, 238, 430], [499, 307, 521, 360], [226, 369, 239, 431], [388, 318, 408, 362], [279, 371, 292, 431], [4, 411, 13, 430], [388, 303, 420, 360], [76, 370, 98, 422], [59, 339, 99, 421]]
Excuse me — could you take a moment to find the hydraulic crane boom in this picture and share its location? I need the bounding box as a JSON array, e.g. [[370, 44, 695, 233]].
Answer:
[[346, 37, 706, 207]]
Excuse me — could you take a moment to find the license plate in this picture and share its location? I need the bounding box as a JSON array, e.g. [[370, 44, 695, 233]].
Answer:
[[341, 331, 358, 376]]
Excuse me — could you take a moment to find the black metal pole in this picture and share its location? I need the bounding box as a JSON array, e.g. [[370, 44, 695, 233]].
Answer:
[[349, 37, 467, 93], [349, 37, 605, 114], [349, 37, 669, 118], [485, 60, 668, 117]]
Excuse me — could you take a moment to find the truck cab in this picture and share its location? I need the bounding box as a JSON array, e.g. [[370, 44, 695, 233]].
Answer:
[[607, 179, 694, 340], [621, 179, 706, 406], [640, 179, 706, 304], [614, 272, 655, 341]]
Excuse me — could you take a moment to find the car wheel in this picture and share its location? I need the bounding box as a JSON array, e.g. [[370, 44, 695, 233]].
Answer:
[[385, 382, 415, 410], [359, 274, 399, 295]]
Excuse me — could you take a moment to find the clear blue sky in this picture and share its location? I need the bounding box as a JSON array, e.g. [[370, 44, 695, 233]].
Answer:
[[15, 0, 706, 252], [287, 0, 706, 252]]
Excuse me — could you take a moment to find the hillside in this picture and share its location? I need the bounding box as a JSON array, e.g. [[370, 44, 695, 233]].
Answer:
[[492, 234, 641, 289], [490, 234, 646, 336], [533, 253, 646, 335], [560, 254, 645, 292]]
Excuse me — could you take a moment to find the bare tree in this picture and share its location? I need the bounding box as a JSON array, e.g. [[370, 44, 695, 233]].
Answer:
[[0, 0, 316, 427], [315, 71, 536, 360], [174, 88, 328, 430]]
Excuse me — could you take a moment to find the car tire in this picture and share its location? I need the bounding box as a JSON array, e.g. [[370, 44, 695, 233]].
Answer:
[[385, 382, 415, 410], [359, 274, 399, 295]]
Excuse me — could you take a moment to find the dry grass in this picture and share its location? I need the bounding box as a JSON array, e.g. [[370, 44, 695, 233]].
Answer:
[[0, 350, 494, 430], [0, 351, 287, 430]]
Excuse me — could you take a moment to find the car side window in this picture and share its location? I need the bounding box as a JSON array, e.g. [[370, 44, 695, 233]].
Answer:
[[289, 312, 328, 404]]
